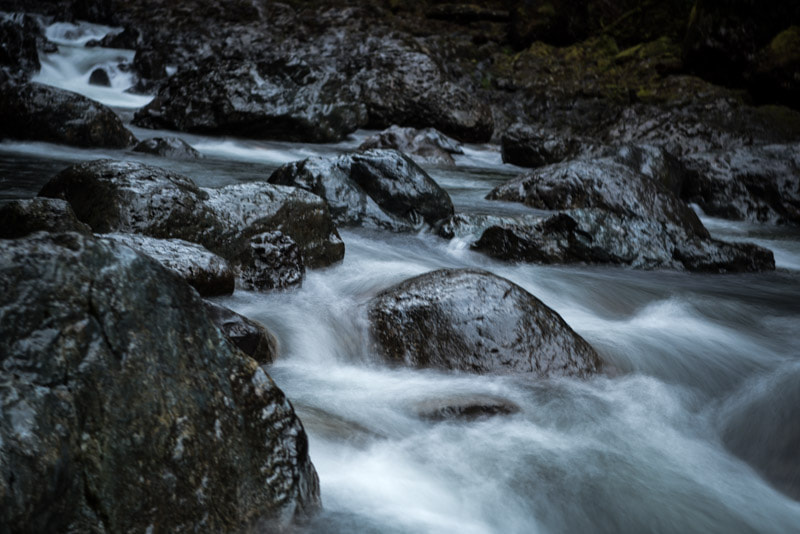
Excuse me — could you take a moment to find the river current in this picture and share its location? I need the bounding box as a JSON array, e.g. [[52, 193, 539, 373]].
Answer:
[[2, 19, 800, 534]]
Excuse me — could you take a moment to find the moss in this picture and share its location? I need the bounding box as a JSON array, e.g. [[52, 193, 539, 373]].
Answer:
[[767, 26, 800, 66]]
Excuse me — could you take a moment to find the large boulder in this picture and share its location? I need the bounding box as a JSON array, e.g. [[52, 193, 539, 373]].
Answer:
[[0, 232, 319, 532], [268, 149, 454, 232], [501, 124, 582, 168], [132, 136, 202, 159], [358, 125, 463, 166], [480, 157, 776, 272], [133, 58, 366, 143], [681, 143, 800, 225], [0, 83, 137, 148], [100, 233, 235, 297], [367, 268, 603, 377], [0, 198, 91, 238], [38, 159, 344, 269], [202, 300, 278, 365]]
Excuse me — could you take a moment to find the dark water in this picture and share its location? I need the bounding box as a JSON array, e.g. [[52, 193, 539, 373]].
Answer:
[[2, 19, 800, 534]]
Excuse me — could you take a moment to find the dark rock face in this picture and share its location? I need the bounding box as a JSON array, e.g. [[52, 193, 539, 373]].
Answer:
[[133, 58, 367, 143], [269, 149, 454, 232], [681, 144, 800, 225], [0, 13, 41, 81], [480, 157, 775, 272], [88, 67, 111, 87], [0, 83, 137, 148], [0, 232, 319, 533], [609, 144, 688, 197], [501, 124, 582, 168], [750, 26, 800, 109], [203, 300, 278, 365], [415, 394, 520, 422], [38, 159, 344, 269], [133, 136, 203, 159], [358, 125, 463, 166], [237, 231, 305, 291], [100, 233, 235, 297], [368, 268, 603, 377], [0, 198, 91, 238]]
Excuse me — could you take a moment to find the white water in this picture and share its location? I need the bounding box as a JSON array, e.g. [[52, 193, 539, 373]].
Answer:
[[32, 20, 154, 109]]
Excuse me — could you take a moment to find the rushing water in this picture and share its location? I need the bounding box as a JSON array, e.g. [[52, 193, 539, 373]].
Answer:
[[3, 20, 800, 534]]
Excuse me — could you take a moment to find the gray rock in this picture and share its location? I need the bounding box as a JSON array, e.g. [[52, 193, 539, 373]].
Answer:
[[237, 231, 304, 291], [0, 198, 91, 238], [203, 300, 278, 365], [0, 232, 319, 533], [268, 149, 454, 231], [100, 233, 235, 297], [132, 136, 202, 160], [359, 125, 463, 166], [501, 124, 581, 168], [368, 268, 603, 377]]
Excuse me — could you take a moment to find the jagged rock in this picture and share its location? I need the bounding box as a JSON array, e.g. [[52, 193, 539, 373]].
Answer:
[[237, 231, 304, 291], [0, 232, 319, 532], [133, 136, 202, 159], [268, 149, 453, 231], [100, 233, 235, 297], [481, 157, 775, 272], [681, 143, 800, 225], [501, 124, 581, 168], [38, 160, 344, 269], [414, 394, 520, 422], [203, 300, 278, 364], [358, 125, 463, 166], [367, 268, 603, 377], [0, 82, 137, 148], [0, 198, 91, 238], [88, 67, 111, 87]]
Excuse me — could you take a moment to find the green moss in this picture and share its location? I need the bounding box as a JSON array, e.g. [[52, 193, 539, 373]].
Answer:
[[767, 26, 800, 66]]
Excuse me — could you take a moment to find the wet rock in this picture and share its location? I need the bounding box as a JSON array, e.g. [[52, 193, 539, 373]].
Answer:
[[609, 144, 687, 197], [202, 300, 278, 365], [0, 232, 319, 532], [367, 268, 603, 377], [268, 149, 454, 231], [482, 157, 775, 272], [0, 198, 91, 238], [39, 159, 344, 269], [501, 124, 582, 168], [415, 394, 520, 422], [358, 125, 463, 166], [100, 233, 235, 297], [0, 13, 41, 81], [237, 231, 304, 291], [0, 82, 137, 148], [88, 67, 111, 87], [94, 26, 140, 49], [132, 47, 168, 80], [133, 136, 202, 159], [681, 143, 800, 225], [133, 57, 366, 143]]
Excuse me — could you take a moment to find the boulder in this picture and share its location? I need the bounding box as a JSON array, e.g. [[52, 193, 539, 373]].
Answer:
[[133, 57, 366, 143], [133, 136, 203, 159], [0, 232, 319, 532], [100, 233, 235, 297], [268, 149, 454, 231], [358, 125, 463, 166], [88, 67, 111, 87], [237, 231, 305, 291], [202, 300, 278, 365], [367, 268, 603, 377], [481, 157, 776, 272], [0, 198, 91, 238], [38, 159, 344, 269], [681, 143, 800, 225], [500, 124, 581, 168], [0, 82, 137, 148]]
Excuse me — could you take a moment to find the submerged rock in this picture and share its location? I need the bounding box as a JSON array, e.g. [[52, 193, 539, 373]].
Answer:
[[368, 268, 603, 377], [414, 394, 521, 422], [681, 143, 800, 225], [0, 232, 319, 532], [203, 300, 278, 365], [0, 82, 137, 148], [133, 137, 202, 159], [100, 233, 235, 297], [482, 157, 775, 272], [268, 149, 454, 232], [358, 125, 463, 166], [88, 67, 111, 87], [0, 198, 91, 238]]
